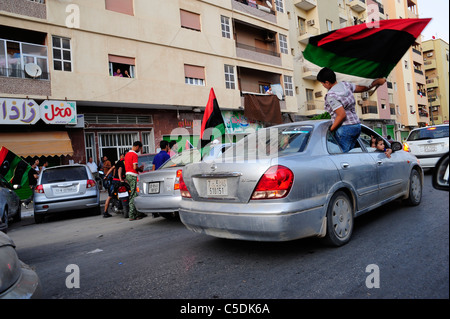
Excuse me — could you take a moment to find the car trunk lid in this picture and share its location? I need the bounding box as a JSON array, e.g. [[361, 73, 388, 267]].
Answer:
[[182, 159, 272, 203]]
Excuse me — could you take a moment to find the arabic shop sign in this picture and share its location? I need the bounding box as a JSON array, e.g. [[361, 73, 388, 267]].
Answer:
[[0, 99, 77, 125]]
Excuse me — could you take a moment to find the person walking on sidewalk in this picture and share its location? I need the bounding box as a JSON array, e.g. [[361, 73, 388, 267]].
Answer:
[[124, 141, 145, 221]]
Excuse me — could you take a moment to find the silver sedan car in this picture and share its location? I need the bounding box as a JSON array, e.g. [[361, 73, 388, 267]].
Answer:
[[134, 144, 233, 220], [179, 120, 423, 246]]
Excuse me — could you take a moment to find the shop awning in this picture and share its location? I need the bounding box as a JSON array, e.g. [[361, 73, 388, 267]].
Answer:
[[0, 131, 74, 157]]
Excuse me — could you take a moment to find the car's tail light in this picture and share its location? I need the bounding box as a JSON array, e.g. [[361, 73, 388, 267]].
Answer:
[[179, 171, 191, 198], [174, 169, 182, 190], [251, 165, 294, 200], [87, 179, 96, 188], [403, 142, 410, 152], [35, 185, 44, 193]]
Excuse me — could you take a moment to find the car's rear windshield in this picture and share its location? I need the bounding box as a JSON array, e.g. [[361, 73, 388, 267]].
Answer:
[[138, 154, 156, 171], [223, 125, 313, 160], [407, 126, 449, 141], [160, 149, 201, 169], [41, 166, 88, 183]]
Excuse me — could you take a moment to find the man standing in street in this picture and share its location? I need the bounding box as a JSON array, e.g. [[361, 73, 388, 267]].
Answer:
[[124, 141, 145, 221], [152, 140, 170, 171]]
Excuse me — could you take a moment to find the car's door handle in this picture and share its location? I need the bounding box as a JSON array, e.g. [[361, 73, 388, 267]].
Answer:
[[377, 160, 383, 165], [341, 163, 349, 169]]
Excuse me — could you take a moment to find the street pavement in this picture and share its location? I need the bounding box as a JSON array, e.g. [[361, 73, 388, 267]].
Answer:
[[21, 189, 109, 218]]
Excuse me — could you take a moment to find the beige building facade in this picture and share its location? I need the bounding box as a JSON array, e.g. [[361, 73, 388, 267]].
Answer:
[[423, 38, 449, 126]]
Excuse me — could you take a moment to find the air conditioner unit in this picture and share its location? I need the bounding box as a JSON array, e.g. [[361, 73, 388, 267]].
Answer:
[[307, 19, 315, 26], [427, 53, 433, 57], [361, 92, 369, 99], [396, 123, 402, 130]]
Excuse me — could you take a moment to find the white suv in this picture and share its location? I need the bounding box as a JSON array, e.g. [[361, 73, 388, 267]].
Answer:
[[404, 124, 449, 168]]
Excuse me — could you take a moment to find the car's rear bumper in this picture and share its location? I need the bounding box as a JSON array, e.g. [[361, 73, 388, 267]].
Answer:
[[0, 261, 41, 299], [34, 195, 99, 213], [179, 200, 326, 242], [134, 194, 181, 213], [414, 153, 447, 168]]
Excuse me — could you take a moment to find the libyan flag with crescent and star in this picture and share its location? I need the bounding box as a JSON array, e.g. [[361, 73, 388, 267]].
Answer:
[[199, 88, 226, 157], [301, 18, 431, 86]]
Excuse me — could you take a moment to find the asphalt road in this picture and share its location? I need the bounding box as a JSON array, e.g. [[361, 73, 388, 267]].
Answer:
[[7, 172, 449, 304]]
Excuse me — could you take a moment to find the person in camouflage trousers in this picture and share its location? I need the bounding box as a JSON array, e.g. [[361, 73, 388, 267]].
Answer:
[[124, 141, 146, 220]]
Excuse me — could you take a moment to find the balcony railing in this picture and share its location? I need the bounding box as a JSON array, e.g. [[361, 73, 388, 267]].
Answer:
[[236, 42, 280, 57], [0, 38, 49, 80]]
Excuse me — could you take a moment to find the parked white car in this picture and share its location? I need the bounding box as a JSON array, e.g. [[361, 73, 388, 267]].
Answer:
[[403, 124, 449, 168]]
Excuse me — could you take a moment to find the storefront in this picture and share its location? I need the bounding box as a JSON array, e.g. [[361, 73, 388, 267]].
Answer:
[[0, 97, 78, 165]]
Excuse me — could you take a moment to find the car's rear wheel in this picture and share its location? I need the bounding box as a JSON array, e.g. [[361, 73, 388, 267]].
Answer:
[[323, 191, 354, 247], [404, 169, 422, 206]]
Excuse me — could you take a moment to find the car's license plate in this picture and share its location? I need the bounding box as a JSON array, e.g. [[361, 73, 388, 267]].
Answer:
[[207, 179, 227, 196], [424, 145, 437, 152], [118, 191, 128, 198], [148, 182, 160, 194], [54, 185, 77, 194]]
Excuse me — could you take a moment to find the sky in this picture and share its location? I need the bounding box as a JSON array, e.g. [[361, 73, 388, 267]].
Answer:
[[416, 0, 449, 43]]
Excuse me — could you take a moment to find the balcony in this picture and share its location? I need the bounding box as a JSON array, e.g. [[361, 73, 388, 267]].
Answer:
[[0, 38, 49, 80], [298, 26, 319, 44], [349, 0, 366, 13], [426, 77, 438, 88], [302, 66, 317, 80], [424, 60, 437, 70], [232, 0, 276, 24], [0, 0, 46, 19], [294, 0, 317, 11]]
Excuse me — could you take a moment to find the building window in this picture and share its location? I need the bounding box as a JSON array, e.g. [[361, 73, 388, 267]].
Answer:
[[221, 16, 231, 39], [180, 9, 201, 31], [184, 64, 205, 86], [284, 75, 293, 96], [108, 54, 135, 78], [279, 34, 288, 54], [407, 83, 410, 91], [224, 64, 235, 89], [404, 60, 408, 69], [326, 19, 333, 31], [274, 0, 284, 13], [52, 36, 72, 72], [105, 0, 134, 16]]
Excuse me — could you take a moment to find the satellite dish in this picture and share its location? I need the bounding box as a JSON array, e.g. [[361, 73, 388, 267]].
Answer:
[[266, 1, 273, 8], [25, 63, 42, 78]]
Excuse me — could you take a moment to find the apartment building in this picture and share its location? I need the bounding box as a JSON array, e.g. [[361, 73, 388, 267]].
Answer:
[[0, 0, 296, 164], [423, 38, 449, 126]]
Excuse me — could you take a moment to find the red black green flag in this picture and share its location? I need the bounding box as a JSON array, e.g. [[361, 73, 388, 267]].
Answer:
[[0, 146, 33, 200], [302, 18, 431, 85], [199, 88, 226, 156]]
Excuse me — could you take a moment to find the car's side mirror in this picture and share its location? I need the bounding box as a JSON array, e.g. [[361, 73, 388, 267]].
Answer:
[[432, 153, 449, 191], [390, 141, 403, 152]]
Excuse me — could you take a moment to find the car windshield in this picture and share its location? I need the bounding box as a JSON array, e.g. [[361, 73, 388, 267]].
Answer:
[[223, 125, 313, 160], [407, 126, 449, 141], [160, 149, 201, 169], [41, 166, 88, 183]]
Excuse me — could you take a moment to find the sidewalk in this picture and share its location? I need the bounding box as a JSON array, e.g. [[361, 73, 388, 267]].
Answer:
[[21, 190, 109, 218]]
